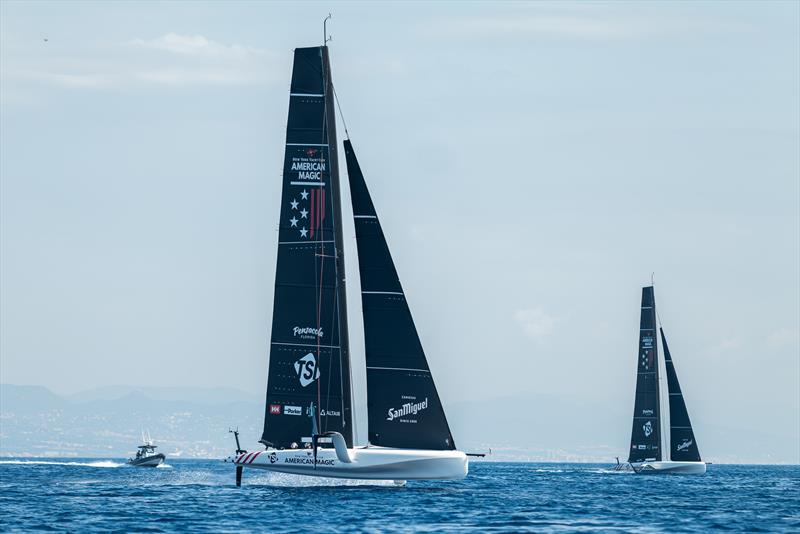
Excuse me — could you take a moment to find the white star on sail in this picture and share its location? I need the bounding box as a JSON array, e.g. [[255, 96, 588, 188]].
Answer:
[[300, 208, 308, 219], [289, 217, 298, 227], [299, 227, 308, 237], [290, 199, 299, 210], [300, 189, 309, 200]]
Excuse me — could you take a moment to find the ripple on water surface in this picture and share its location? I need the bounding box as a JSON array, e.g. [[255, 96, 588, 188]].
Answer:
[[0, 460, 797, 532]]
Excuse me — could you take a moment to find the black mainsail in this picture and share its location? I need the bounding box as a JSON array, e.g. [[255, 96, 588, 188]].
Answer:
[[344, 139, 456, 450], [661, 328, 701, 462], [628, 286, 662, 462], [261, 46, 353, 449]]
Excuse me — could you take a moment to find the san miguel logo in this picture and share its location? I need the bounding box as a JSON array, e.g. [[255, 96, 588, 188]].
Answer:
[[293, 326, 323, 340], [294, 353, 320, 387], [386, 397, 429, 422]]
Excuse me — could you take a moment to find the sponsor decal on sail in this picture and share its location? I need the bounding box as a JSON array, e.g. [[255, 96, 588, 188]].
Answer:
[[642, 409, 654, 416], [386, 397, 429, 422], [286, 151, 327, 239], [290, 157, 326, 180], [643, 420, 654, 437], [294, 353, 320, 387], [640, 349, 654, 370], [320, 409, 341, 417], [293, 326, 324, 339], [642, 336, 654, 349], [269, 404, 282, 415], [677, 439, 694, 452], [284, 405, 302, 416]]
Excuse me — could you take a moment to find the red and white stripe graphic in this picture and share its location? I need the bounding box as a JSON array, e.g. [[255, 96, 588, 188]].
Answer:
[[309, 187, 325, 238], [236, 451, 262, 464]]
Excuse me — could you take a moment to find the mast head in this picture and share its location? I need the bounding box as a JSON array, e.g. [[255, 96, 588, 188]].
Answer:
[[324, 14, 332, 46]]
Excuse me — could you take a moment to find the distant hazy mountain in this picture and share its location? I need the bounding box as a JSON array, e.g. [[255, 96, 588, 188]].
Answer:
[[0, 384, 263, 458], [0, 383, 615, 461], [1, 384, 794, 463], [66, 386, 260, 405]]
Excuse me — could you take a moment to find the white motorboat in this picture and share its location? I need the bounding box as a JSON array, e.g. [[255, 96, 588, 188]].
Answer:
[[129, 433, 165, 468]]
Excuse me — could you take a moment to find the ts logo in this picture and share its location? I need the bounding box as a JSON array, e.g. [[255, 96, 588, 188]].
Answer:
[[294, 353, 320, 387], [643, 420, 653, 438]]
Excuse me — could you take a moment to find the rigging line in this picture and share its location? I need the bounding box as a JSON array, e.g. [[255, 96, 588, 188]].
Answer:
[[314, 181, 335, 434], [320, 61, 342, 437], [312, 48, 331, 433], [652, 297, 668, 462], [316, 234, 324, 431], [323, 51, 350, 436], [315, 167, 326, 432], [332, 84, 350, 140], [330, 225, 345, 432], [319, 46, 347, 435], [325, 290, 338, 431], [315, 190, 336, 435], [330, 272, 345, 429], [305, 44, 349, 438]]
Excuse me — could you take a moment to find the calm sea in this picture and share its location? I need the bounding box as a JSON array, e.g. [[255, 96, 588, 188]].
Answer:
[[0, 460, 797, 532]]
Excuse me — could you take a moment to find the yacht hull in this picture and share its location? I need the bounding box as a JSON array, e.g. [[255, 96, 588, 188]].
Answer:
[[227, 447, 468, 480], [634, 461, 706, 474]]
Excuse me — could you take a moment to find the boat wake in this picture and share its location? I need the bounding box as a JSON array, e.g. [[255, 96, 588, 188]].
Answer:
[[594, 467, 633, 475], [0, 460, 124, 468], [247, 471, 401, 488]]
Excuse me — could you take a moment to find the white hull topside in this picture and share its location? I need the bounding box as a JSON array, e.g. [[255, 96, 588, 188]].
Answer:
[[227, 446, 468, 480], [634, 461, 707, 474]]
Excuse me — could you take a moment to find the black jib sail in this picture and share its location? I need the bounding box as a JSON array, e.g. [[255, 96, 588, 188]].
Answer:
[[628, 286, 662, 462], [261, 46, 353, 449], [661, 328, 701, 462], [344, 139, 456, 450]]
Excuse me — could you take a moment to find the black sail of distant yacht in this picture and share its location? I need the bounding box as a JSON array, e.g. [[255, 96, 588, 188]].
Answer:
[[661, 328, 701, 462], [344, 139, 456, 450], [260, 46, 353, 449], [628, 286, 662, 462]]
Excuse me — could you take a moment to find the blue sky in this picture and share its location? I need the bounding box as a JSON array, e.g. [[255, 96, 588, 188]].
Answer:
[[1, 1, 798, 461]]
